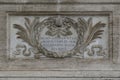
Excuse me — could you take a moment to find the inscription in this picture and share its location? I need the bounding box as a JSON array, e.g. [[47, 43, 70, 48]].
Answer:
[[40, 37, 77, 52]]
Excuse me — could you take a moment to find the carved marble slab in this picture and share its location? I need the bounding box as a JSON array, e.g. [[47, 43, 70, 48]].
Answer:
[[7, 13, 109, 60], [0, 0, 119, 79]]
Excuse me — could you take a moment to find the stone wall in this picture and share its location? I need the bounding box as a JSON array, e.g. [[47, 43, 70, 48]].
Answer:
[[0, 0, 120, 80]]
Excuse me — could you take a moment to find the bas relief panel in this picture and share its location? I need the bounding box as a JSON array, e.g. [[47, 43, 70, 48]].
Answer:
[[8, 14, 109, 60]]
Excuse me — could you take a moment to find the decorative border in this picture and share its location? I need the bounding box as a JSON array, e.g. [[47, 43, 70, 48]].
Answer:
[[5, 11, 114, 71], [0, 0, 120, 5]]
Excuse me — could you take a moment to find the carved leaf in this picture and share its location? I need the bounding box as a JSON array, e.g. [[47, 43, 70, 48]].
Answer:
[[78, 18, 87, 30], [24, 17, 31, 34], [30, 17, 40, 46], [14, 24, 31, 45], [25, 17, 30, 25], [14, 17, 40, 47], [76, 17, 89, 43], [84, 20, 106, 46], [84, 17, 93, 41], [77, 18, 88, 33], [91, 30, 104, 40]]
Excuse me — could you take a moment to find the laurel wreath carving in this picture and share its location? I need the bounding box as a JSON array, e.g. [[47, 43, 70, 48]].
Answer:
[[13, 17, 106, 58]]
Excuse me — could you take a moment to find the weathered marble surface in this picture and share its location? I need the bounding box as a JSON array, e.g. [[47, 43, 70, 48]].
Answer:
[[0, 0, 119, 80], [8, 15, 108, 59]]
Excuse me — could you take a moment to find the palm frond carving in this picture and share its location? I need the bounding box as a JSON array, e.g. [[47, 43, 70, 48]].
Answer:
[[77, 17, 106, 46], [76, 17, 88, 43], [14, 17, 40, 47]]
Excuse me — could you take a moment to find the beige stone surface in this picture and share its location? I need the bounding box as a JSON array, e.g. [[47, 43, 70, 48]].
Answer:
[[0, 0, 119, 80]]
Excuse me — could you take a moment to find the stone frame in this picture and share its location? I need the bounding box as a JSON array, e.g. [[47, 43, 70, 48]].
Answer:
[[0, 0, 119, 79], [7, 11, 113, 59], [5, 11, 114, 70]]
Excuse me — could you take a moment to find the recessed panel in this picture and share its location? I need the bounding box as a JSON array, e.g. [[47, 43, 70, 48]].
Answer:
[[8, 14, 109, 60]]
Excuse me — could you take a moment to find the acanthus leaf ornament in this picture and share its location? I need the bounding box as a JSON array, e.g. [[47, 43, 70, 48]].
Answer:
[[13, 17, 42, 57]]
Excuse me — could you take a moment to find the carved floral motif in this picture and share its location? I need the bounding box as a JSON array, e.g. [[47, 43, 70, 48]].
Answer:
[[13, 16, 106, 58]]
